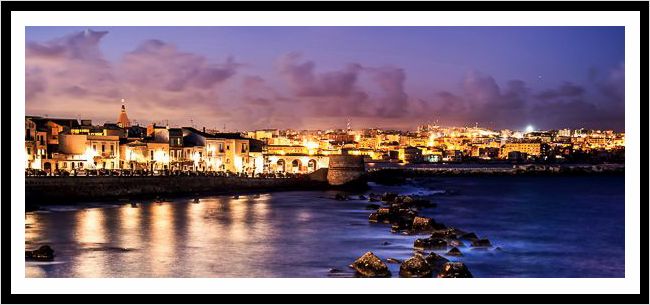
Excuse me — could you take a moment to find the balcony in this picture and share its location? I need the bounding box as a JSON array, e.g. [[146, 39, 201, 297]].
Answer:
[[100, 152, 116, 159]]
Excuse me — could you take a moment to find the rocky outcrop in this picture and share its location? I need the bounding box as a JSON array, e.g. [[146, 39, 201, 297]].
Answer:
[[424, 252, 449, 272], [414, 238, 447, 250], [349, 252, 391, 277], [399, 254, 433, 278], [448, 239, 465, 247], [430, 228, 460, 239], [411, 216, 434, 232], [471, 239, 492, 248], [459, 232, 479, 241], [437, 262, 473, 278], [446, 247, 463, 256], [381, 192, 398, 202], [25, 245, 54, 261]]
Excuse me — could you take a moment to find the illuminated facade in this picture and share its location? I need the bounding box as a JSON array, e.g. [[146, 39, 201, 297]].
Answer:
[[500, 142, 543, 159]]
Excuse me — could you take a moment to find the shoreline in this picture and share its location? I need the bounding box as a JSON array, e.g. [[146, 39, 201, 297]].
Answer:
[[24, 163, 623, 210]]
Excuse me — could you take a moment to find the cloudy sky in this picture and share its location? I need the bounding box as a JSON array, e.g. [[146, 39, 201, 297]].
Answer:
[[25, 26, 624, 131]]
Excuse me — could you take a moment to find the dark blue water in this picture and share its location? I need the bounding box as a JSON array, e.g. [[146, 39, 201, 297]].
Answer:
[[25, 175, 624, 277]]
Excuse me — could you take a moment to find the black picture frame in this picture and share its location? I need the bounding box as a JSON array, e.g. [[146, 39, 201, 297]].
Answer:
[[2, 1, 647, 303]]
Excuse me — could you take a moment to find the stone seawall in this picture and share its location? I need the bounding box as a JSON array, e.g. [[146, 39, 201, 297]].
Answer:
[[25, 176, 328, 204]]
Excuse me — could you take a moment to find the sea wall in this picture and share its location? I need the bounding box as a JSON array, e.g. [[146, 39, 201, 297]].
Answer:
[[367, 163, 624, 181], [25, 176, 327, 204]]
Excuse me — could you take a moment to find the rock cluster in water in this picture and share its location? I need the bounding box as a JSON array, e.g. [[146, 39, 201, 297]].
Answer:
[[25, 245, 55, 261], [349, 251, 391, 277], [340, 191, 497, 278]]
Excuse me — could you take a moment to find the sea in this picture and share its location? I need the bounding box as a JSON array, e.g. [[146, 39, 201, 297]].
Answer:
[[25, 175, 624, 278]]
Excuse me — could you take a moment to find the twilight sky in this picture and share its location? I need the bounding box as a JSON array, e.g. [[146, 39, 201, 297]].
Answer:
[[25, 26, 625, 131]]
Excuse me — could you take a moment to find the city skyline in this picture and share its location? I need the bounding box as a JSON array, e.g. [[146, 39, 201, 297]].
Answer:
[[26, 26, 625, 131]]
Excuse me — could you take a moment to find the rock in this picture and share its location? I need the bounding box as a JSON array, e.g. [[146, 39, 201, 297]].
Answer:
[[335, 193, 347, 201], [459, 232, 479, 241], [412, 216, 434, 231], [376, 207, 392, 215], [414, 238, 447, 250], [399, 254, 433, 278], [494, 246, 503, 251], [365, 204, 381, 210], [400, 196, 436, 208], [233, 195, 240, 199], [386, 258, 402, 264], [377, 207, 395, 224], [437, 262, 473, 278], [349, 251, 391, 277], [368, 212, 381, 223], [471, 239, 492, 248], [430, 228, 459, 239], [446, 247, 463, 256], [25, 245, 54, 261], [432, 222, 447, 230], [448, 239, 465, 247], [368, 193, 381, 202], [358, 195, 367, 200], [328, 268, 342, 273], [391, 216, 414, 232], [424, 252, 449, 271], [382, 241, 391, 246], [381, 192, 398, 202]]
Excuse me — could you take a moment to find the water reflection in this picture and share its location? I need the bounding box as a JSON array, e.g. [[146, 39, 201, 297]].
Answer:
[[25, 213, 41, 247], [149, 203, 176, 277], [73, 208, 108, 277], [118, 205, 142, 248], [227, 198, 250, 242]]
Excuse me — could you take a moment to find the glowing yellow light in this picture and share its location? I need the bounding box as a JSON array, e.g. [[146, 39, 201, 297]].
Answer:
[[153, 149, 169, 163], [303, 140, 320, 155], [234, 156, 243, 172], [192, 151, 201, 166]]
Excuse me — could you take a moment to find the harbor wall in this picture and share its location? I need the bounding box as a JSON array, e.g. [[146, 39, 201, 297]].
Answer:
[[25, 176, 328, 204]]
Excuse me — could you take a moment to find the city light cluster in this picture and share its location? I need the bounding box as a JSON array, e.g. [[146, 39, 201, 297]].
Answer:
[[25, 105, 625, 176]]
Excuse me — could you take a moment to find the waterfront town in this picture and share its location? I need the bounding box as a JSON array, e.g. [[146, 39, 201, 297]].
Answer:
[[24, 103, 625, 176]]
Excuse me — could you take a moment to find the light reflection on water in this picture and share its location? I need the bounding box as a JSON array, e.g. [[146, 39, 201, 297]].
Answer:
[[73, 208, 108, 277], [25, 176, 624, 278]]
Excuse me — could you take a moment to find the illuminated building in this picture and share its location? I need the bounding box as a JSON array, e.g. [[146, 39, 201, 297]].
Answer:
[[500, 142, 543, 159], [25, 116, 81, 172], [57, 133, 120, 170], [398, 147, 424, 163], [182, 127, 251, 173]]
